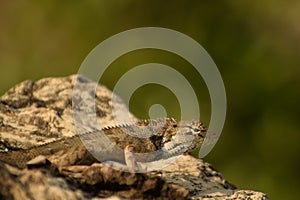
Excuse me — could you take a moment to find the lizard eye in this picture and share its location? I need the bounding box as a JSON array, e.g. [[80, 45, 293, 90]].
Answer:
[[193, 128, 200, 132]]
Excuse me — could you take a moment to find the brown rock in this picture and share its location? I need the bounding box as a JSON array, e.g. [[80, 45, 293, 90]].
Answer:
[[0, 75, 268, 199]]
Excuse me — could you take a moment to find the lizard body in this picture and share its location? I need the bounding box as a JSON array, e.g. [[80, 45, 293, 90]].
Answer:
[[0, 118, 207, 170]]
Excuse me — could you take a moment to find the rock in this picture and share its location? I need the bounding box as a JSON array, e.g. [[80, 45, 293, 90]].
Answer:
[[0, 75, 268, 199]]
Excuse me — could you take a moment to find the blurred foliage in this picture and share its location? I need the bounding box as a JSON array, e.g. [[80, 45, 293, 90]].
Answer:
[[0, 1, 299, 199]]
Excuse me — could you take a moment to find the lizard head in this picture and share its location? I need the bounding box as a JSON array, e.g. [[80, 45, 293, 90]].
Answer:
[[158, 118, 207, 154], [177, 120, 207, 151]]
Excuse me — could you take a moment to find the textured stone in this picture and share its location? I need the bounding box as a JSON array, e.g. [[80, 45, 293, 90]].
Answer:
[[0, 75, 268, 199]]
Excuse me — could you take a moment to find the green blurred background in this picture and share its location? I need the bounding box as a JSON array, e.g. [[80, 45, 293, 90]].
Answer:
[[0, 1, 299, 199]]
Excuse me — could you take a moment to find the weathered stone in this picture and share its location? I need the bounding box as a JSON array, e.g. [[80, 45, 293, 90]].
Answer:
[[0, 75, 268, 199]]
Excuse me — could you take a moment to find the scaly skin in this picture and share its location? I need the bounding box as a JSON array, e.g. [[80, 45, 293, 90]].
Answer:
[[0, 118, 207, 169]]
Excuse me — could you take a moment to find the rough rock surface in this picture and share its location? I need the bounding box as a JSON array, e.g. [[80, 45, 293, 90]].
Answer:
[[0, 75, 268, 199]]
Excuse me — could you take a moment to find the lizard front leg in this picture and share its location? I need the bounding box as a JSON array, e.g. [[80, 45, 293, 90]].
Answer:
[[124, 145, 147, 172]]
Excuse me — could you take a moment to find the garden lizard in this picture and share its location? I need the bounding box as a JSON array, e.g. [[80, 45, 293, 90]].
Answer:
[[0, 118, 207, 171]]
